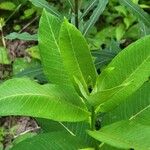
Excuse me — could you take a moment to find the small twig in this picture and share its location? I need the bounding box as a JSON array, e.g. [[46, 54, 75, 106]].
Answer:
[[0, 29, 6, 48], [14, 127, 40, 139], [5, 4, 22, 24], [19, 16, 39, 33], [91, 106, 96, 130]]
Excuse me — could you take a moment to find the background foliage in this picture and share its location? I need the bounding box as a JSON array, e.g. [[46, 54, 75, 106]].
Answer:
[[0, 0, 150, 150]]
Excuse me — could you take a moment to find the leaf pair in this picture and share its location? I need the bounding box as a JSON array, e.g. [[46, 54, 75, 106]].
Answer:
[[88, 35, 150, 113], [38, 10, 97, 95], [88, 83, 150, 150]]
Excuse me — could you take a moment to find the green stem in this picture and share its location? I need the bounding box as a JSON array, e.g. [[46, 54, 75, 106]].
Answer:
[[91, 106, 95, 130], [0, 29, 6, 48], [74, 0, 79, 29], [91, 107, 100, 150]]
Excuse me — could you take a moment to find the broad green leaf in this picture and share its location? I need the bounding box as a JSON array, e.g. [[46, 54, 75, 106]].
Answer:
[[36, 119, 66, 133], [5, 32, 38, 41], [131, 104, 150, 126], [119, 0, 150, 27], [38, 10, 72, 87], [100, 144, 122, 150], [37, 119, 95, 147], [63, 121, 95, 147], [13, 132, 37, 146], [80, 148, 94, 150], [0, 2, 16, 11], [88, 121, 150, 150], [80, 0, 98, 20], [83, 0, 108, 36], [0, 78, 89, 122], [29, 0, 61, 18], [95, 35, 150, 112], [59, 19, 97, 93], [0, 47, 10, 64], [11, 131, 88, 150], [88, 83, 130, 106], [89, 86, 150, 150], [102, 82, 150, 125]]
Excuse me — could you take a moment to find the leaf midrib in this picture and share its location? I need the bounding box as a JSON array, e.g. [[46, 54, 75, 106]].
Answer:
[[89, 125, 147, 150], [45, 13, 60, 53], [66, 25, 87, 88], [129, 104, 150, 120], [0, 93, 89, 113]]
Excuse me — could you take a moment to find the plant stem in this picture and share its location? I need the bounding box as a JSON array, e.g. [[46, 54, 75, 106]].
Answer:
[[91, 107, 100, 150], [91, 106, 95, 130], [74, 0, 79, 29], [0, 29, 6, 48]]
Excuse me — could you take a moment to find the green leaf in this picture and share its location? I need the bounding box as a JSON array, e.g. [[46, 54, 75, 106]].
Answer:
[[66, 0, 74, 11], [88, 83, 130, 107], [0, 47, 10, 64], [102, 82, 150, 125], [37, 119, 95, 147], [100, 144, 122, 150], [5, 32, 38, 41], [139, 21, 150, 37], [26, 46, 40, 60], [116, 24, 126, 41], [11, 131, 88, 150], [59, 19, 97, 94], [80, 0, 98, 20], [83, 0, 108, 36], [88, 121, 150, 150], [0, 2, 16, 11], [29, 0, 61, 18], [88, 107, 150, 150], [13, 132, 37, 146], [38, 10, 72, 87], [119, 0, 150, 27], [131, 105, 150, 126], [0, 78, 89, 122], [89, 82, 150, 150], [95, 35, 150, 112], [89, 83, 150, 150]]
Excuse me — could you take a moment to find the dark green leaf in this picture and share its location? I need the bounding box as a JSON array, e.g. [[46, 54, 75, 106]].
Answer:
[[29, 0, 61, 18], [119, 0, 150, 27], [83, 0, 108, 36], [11, 131, 88, 150]]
